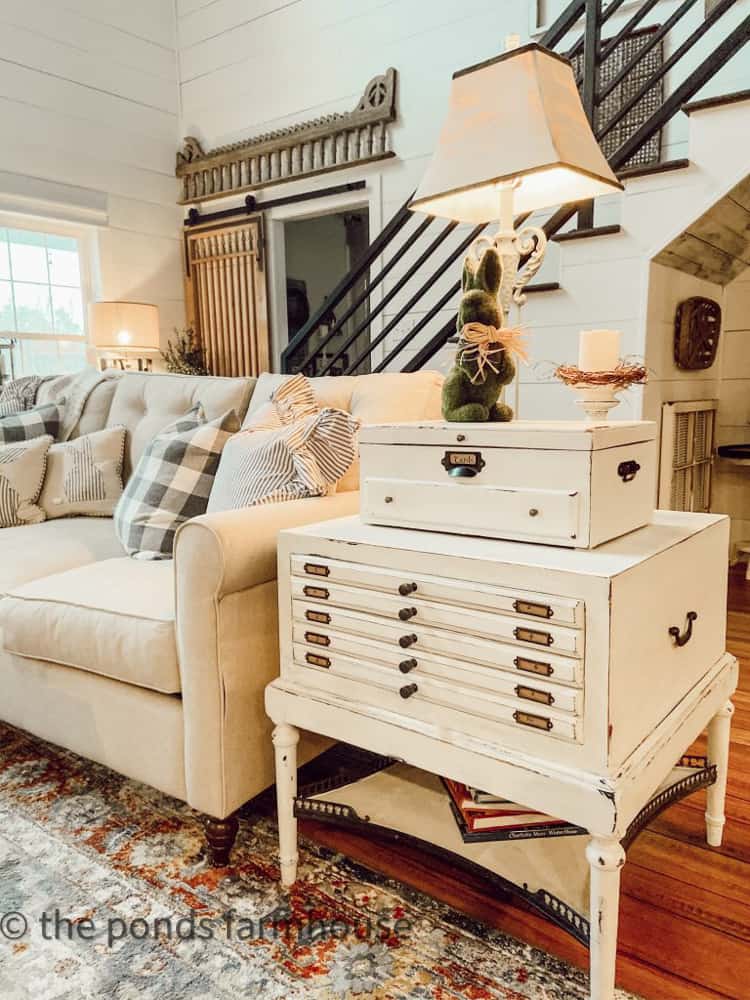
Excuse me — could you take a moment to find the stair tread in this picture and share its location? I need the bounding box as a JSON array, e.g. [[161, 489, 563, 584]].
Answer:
[[683, 89, 750, 116], [551, 224, 622, 243], [618, 158, 690, 181]]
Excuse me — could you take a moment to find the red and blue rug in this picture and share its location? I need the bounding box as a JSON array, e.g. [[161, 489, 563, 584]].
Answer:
[[0, 722, 637, 999]]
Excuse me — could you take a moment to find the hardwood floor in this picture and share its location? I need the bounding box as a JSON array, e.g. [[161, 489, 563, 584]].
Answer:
[[298, 568, 750, 999]]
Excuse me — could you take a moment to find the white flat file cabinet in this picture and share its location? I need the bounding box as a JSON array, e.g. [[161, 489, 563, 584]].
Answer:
[[265, 511, 738, 1000]]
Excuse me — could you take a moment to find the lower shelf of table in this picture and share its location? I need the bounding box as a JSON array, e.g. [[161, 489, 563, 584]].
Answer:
[[294, 752, 716, 948]]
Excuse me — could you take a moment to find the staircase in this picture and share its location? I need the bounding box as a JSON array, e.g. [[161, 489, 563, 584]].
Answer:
[[281, 0, 750, 408]]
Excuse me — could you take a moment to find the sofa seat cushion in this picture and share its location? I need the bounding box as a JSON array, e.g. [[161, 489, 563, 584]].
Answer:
[[0, 517, 124, 595], [0, 558, 180, 694]]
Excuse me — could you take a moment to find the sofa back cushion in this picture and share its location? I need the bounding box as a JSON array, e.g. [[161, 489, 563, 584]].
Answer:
[[243, 370, 443, 491], [106, 371, 256, 478]]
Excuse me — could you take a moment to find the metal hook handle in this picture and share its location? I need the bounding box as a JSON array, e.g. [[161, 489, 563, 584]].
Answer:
[[669, 611, 697, 648]]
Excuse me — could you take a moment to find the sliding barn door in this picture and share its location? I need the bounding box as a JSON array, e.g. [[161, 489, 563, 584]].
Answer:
[[184, 218, 270, 376]]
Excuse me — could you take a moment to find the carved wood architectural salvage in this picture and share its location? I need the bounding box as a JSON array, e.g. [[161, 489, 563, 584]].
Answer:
[[176, 69, 397, 205]]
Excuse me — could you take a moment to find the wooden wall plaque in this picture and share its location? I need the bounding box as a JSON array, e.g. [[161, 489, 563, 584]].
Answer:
[[674, 297, 721, 370]]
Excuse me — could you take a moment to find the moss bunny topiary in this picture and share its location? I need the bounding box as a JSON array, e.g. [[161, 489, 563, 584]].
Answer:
[[442, 247, 516, 422]]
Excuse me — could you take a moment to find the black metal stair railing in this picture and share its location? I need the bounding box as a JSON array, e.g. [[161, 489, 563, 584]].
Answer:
[[281, 0, 750, 377]]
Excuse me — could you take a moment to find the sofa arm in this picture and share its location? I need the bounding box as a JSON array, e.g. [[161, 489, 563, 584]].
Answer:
[[174, 490, 360, 599], [173, 490, 359, 819]]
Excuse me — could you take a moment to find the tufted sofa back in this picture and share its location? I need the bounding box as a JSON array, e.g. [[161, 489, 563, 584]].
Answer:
[[105, 371, 257, 478]]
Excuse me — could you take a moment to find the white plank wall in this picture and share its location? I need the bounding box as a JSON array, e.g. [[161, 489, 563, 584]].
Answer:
[[175, 0, 750, 386], [0, 0, 184, 345]]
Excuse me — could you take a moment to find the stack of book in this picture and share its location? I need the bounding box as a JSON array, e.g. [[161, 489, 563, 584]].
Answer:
[[442, 778, 585, 842]]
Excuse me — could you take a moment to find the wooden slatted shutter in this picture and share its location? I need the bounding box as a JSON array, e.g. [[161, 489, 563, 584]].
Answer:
[[658, 399, 717, 512], [184, 218, 270, 376]]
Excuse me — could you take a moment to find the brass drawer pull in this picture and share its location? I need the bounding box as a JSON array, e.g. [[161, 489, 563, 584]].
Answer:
[[306, 609, 330, 625], [399, 634, 418, 649], [514, 656, 553, 678], [399, 683, 418, 699], [398, 582, 418, 596], [304, 562, 330, 577], [514, 626, 554, 647], [669, 611, 698, 647], [305, 632, 330, 647], [398, 607, 418, 621], [305, 652, 330, 669], [513, 599, 553, 619], [399, 658, 418, 674], [513, 710, 553, 732], [303, 585, 329, 600], [515, 684, 554, 707]]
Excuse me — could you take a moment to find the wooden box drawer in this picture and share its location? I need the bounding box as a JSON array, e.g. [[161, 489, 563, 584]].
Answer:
[[293, 623, 582, 714], [290, 647, 579, 743], [359, 420, 657, 549], [292, 554, 583, 626], [292, 601, 584, 685], [363, 477, 581, 546], [291, 579, 582, 656]]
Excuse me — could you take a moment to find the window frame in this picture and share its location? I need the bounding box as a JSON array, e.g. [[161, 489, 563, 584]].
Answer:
[[0, 213, 98, 374]]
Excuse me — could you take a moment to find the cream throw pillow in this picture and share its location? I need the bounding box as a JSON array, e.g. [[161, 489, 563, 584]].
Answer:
[[0, 435, 52, 527], [39, 426, 127, 519]]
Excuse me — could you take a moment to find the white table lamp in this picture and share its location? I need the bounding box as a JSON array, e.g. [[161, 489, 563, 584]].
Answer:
[[409, 43, 623, 317], [89, 301, 160, 371]]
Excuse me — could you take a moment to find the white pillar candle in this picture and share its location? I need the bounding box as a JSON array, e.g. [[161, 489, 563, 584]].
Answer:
[[578, 329, 620, 372]]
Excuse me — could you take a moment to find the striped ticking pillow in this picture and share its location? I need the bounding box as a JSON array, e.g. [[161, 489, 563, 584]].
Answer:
[[244, 371, 319, 432], [0, 402, 64, 444], [39, 426, 127, 520], [114, 404, 240, 560], [0, 435, 52, 527], [207, 407, 360, 513]]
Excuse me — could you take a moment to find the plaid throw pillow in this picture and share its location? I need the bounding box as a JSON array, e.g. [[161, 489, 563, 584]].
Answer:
[[207, 408, 359, 513], [0, 402, 63, 444], [115, 404, 239, 560]]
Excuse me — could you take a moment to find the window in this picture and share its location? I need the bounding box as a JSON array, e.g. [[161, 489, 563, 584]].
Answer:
[[0, 225, 91, 378]]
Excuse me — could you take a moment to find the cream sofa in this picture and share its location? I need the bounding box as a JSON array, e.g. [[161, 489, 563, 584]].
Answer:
[[0, 368, 442, 862]]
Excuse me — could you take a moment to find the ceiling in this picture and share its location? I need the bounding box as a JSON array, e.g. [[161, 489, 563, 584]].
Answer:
[[653, 175, 750, 285]]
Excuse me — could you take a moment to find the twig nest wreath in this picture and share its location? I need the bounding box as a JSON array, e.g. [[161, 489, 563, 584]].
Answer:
[[442, 247, 528, 423]]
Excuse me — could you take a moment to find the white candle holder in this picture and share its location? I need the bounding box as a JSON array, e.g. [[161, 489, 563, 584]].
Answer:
[[572, 382, 622, 422], [554, 362, 648, 423]]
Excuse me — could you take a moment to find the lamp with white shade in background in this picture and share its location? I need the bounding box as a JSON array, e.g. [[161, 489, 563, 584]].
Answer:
[[409, 41, 624, 419], [88, 301, 161, 372]]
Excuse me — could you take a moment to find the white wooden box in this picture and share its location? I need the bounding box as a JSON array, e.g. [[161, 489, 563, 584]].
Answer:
[[276, 510, 729, 774], [359, 419, 657, 549]]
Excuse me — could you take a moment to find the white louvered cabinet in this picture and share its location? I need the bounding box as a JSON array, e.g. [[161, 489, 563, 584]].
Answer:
[[266, 512, 737, 1000]]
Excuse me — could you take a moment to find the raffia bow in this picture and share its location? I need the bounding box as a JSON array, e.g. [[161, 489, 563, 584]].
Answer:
[[457, 322, 529, 384]]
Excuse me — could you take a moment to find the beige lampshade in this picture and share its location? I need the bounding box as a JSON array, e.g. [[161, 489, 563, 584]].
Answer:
[[410, 44, 623, 222], [88, 301, 160, 350]]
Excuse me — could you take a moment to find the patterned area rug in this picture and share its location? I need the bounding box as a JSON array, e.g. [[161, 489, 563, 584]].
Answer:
[[0, 723, 637, 999]]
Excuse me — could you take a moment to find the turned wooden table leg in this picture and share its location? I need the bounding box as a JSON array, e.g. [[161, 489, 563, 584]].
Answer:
[[204, 813, 239, 866], [273, 722, 300, 887], [706, 699, 734, 847], [586, 836, 626, 1000]]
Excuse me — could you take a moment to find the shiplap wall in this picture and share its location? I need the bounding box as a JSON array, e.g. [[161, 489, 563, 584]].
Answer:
[[713, 272, 750, 556], [175, 0, 750, 379], [0, 0, 184, 346]]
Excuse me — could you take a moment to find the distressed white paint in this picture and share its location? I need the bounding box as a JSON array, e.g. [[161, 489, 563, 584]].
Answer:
[[267, 510, 738, 999], [359, 420, 657, 548]]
